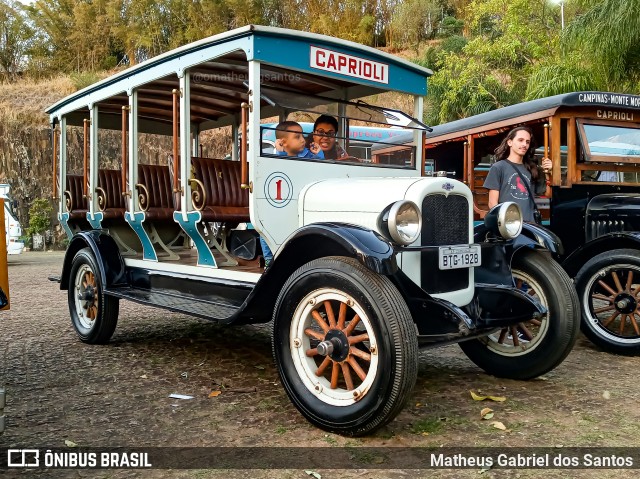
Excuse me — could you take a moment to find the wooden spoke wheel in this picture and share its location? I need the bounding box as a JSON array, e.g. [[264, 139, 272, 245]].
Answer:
[[293, 289, 378, 406], [576, 249, 640, 354], [68, 248, 119, 344], [479, 270, 550, 356], [273, 256, 417, 436], [460, 250, 579, 379]]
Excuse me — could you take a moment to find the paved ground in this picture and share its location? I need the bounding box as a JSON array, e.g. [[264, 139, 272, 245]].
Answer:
[[1, 251, 639, 478]]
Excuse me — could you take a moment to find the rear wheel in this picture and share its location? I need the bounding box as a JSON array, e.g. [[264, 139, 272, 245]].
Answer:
[[460, 249, 579, 379], [272, 256, 418, 436], [575, 249, 640, 355], [68, 248, 119, 344]]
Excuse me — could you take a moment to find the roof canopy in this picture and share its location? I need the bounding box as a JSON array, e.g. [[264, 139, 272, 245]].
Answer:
[[46, 26, 432, 135]]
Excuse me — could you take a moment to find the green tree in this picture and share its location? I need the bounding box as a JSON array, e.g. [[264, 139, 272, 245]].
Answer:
[[389, 0, 440, 51], [424, 0, 560, 124], [27, 198, 54, 250], [0, 0, 34, 78], [525, 0, 640, 98]]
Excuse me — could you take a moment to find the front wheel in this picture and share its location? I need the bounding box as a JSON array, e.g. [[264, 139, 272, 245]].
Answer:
[[460, 249, 580, 379], [67, 248, 119, 344], [575, 249, 640, 355], [272, 256, 418, 436]]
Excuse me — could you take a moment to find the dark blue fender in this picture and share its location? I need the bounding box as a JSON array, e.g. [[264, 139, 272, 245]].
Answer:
[[59, 230, 126, 290], [562, 232, 640, 278], [473, 223, 563, 286], [274, 223, 398, 275], [237, 223, 398, 323]]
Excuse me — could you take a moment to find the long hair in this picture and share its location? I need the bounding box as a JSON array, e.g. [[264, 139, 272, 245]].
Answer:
[[306, 115, 340, 159], [494, 126, 539, 181]]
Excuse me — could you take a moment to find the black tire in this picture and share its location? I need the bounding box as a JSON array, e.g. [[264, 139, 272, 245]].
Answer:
[[272, 256, 418, 436], [459, 249, 580, 379], [67, 247, 119, 344], [575, 249, 640, 355]]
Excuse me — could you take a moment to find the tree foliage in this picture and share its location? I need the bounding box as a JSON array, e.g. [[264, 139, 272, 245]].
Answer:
[[0, 0, 34, 78], [425, 0, 557, 123], [26, 198, 54, 237], [5, 0, 640, 126]]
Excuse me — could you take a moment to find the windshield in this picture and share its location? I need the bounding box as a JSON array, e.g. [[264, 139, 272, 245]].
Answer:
[[259, 91, 422, 168]]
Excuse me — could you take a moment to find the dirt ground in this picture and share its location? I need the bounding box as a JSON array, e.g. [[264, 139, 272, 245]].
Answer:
[[1, 252, 639, 479]]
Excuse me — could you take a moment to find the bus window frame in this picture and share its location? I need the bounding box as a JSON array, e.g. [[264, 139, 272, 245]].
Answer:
[[576, 117, 640, 164]]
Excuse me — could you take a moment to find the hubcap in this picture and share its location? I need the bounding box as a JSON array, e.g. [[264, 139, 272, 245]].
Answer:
[[290, 289, 379, 407], [586, 266, 640, 340], [74, 265, 98, 329]]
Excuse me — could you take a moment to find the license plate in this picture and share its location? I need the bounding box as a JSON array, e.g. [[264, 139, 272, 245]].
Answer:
[[438, 245, 481, 270]]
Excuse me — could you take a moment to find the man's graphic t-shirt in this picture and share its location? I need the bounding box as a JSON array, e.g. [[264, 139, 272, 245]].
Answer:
[[483, 160, 546, 222]]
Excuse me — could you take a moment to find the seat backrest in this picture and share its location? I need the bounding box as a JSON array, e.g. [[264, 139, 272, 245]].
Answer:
[[137, 164, 175, 209], [65, 175, 87, 211], [97, 169, 126, 210], [191, 157, 248, 208]]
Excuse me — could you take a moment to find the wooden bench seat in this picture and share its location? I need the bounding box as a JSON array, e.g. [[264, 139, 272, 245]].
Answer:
[[64, 174, 88, 220], [96, 169, 126, 220], [136, 164, 177, 220], [190, 157, 249, 223]]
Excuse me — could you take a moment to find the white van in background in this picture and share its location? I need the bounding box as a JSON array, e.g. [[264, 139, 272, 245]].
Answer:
[[0, 184, 24, 255]]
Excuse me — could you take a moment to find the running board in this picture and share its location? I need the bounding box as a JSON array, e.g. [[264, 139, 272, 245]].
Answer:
[[106, 286, 242, 321]]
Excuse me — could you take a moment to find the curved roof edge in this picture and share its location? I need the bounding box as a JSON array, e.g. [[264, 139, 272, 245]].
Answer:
[[428, 91, 640, 138], [46, 25, 432, 116]]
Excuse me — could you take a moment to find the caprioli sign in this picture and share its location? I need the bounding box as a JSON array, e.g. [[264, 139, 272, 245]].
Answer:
[[310, 46, 388, 84]]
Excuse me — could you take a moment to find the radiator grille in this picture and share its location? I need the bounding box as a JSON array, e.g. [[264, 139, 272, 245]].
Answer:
[[588, 220, 625, 240], [421, 194, 470, 293]]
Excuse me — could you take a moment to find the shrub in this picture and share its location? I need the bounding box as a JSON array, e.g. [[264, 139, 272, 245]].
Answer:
[[27, 198, 54, 237]]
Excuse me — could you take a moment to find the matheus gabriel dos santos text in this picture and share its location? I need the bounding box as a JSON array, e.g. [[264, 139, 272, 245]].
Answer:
[[431, 453, 634, 468]]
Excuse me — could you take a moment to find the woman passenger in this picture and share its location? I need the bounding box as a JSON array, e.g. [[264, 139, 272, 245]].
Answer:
[[306, 115, 349, 160]]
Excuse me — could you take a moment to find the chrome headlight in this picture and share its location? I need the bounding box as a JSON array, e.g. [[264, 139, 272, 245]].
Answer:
[[484, 202, 523, 239], [377, 200, 422, 245]]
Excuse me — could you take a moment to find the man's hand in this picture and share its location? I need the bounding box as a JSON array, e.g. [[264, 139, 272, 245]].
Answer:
[[541, 157, 552, 173]]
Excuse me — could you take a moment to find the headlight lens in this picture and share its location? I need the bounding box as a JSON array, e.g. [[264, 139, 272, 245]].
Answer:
[[388, 201, 422, 245], [484, 202, 523, 239]]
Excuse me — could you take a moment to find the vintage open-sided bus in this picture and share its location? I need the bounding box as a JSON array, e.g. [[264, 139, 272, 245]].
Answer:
[[47, 26, 579, 435], [420, 91, 640, 354]]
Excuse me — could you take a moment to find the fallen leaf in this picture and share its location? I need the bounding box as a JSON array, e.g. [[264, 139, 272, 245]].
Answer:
[[140, 374, 147, 379], [491, 421, 507, 431], [603, 390, 611, 399], [421, 432, 429, 436], [209, 391, 222, 398], [64, 440, 77, 448], [415, 403, 422, 408], [480, 407, 494, 419], [470, 390, 506, 402], [305, 471, 321, 479]]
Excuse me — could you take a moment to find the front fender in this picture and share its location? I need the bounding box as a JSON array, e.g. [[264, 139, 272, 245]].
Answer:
[[275, 223, 398, 275], [237, 223, 397, 324], [517, 223, 564, 257], [59, 231, 126, 290], [474, 224, 563, 284], [562, 232, 640, 277]]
